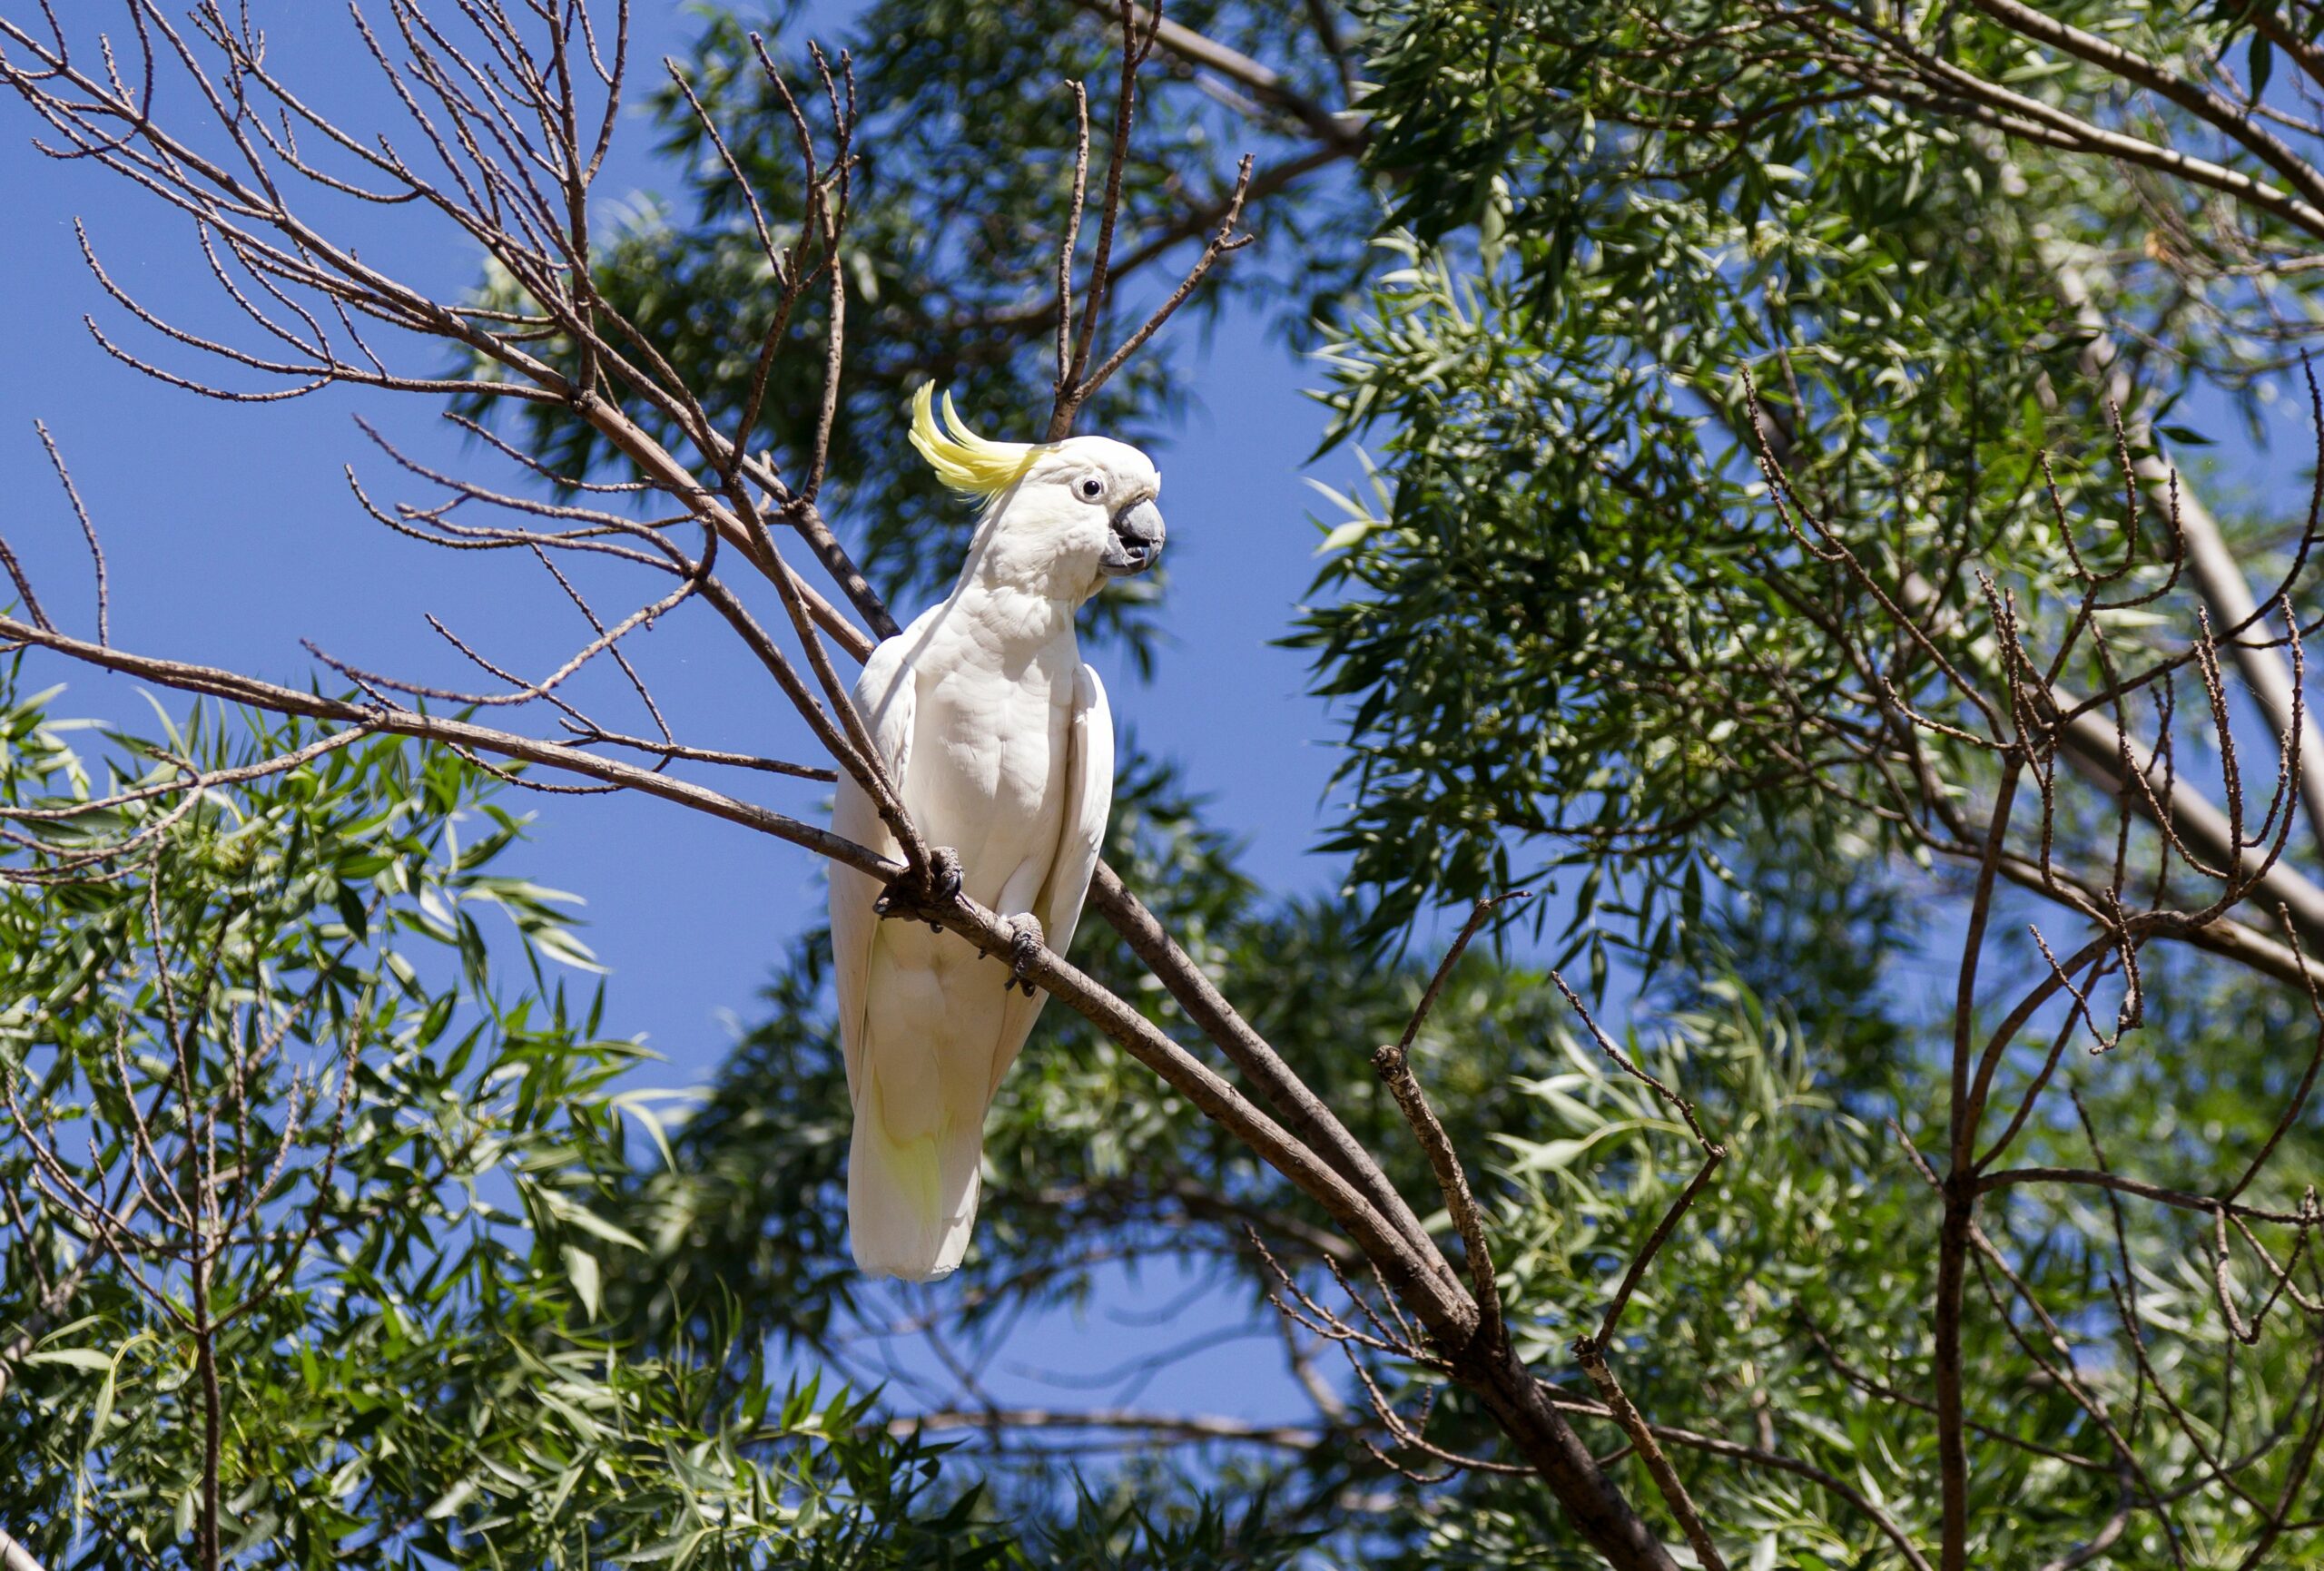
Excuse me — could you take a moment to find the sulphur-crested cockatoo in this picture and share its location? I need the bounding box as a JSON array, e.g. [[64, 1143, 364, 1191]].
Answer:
[[828, 387, 1166, 1280]]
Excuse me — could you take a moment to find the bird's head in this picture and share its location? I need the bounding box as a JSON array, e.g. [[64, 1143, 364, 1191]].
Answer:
[[909, 385, 1166, 603]]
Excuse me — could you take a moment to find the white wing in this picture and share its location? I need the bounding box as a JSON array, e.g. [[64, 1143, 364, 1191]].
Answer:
[[837, 644, 1111, 1280], [830, 633, 917, 1100], [987, 662, 1114, 1095]]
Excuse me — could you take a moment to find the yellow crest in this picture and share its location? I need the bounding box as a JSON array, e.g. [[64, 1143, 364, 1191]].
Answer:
[[908, 385, 1038, 496]]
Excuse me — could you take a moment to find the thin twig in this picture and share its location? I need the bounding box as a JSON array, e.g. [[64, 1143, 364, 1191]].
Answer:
[[1571, 1340, 1730, 1571], [1372, 1039, 1503, 1352], [32, 420, 105, 645]]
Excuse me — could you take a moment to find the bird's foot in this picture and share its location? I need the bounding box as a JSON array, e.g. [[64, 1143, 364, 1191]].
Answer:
[[928, 847, 963, 902], [923, 847, 963, 929], [1000, 912, 1044, 997], [874, 846, 963, 929]]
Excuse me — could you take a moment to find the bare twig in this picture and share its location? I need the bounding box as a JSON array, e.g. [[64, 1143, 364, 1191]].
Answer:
[[1372, 1032, 1504, 1352], [1571, 1340, 1730, 1571], [31, 420, 104, 645]]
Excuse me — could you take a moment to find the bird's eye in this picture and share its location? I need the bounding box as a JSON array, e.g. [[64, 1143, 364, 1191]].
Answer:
[[1078, 476, 1106, 501]]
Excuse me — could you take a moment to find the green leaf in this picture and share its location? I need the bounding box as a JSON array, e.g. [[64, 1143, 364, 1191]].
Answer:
[[423, 1478, 479, 1521], [543, 1192, 649, 1252], [562, 1243, 603, 1321]]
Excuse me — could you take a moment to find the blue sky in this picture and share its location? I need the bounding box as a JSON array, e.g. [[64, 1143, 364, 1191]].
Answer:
[[0, 0, 1368, 1448], [0, 0, 1357, 1091]]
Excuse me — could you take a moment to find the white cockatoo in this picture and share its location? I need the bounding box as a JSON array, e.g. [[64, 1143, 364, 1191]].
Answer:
[[828, 386, 1166, 1280]]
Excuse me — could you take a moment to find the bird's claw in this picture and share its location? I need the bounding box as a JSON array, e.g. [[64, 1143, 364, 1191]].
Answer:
[[1001, 913, 1043, 997], [874, 846, 964, 928], [923, 847, 963, 930]]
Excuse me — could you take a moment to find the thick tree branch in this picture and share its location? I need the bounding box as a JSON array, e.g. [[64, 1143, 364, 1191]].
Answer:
[[1068, 0, 1365, 151], [2042, 249, 2324, 854], [1959, 0, 2324, 220], [0, 615, 884, 876], [1088, 862, 1460, 1292]]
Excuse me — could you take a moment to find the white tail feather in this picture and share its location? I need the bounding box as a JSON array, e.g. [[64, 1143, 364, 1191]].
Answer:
[[846, 1085, 986, 1281]]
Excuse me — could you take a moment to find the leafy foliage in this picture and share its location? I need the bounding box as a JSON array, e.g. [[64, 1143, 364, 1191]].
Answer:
[[644, 732, 2324, 1566], [0, 675, 1021, 1568], [1307, 71, 2099, 946]]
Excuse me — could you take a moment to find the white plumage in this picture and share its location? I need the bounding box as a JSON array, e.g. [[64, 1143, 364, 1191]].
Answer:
[[829, 388, 1166, 1280]]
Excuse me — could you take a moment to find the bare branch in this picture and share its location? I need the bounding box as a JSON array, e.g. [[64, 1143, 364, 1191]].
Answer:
[[1571, 1340, 1730, 1571]]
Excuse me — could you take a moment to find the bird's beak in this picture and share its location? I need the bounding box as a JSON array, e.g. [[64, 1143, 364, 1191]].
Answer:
[[1100, 498, 1166, 577]]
